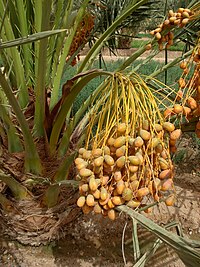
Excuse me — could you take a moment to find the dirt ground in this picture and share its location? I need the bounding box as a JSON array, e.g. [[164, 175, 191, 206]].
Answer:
[[0, 133, 200, 267], [79, 46, 182, 63]]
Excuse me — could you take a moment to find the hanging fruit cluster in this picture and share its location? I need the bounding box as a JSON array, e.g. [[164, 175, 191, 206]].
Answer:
[[75, 73, 179, 220], [150, 8, 193, 50], [163, 38, 200, 137], [66, 13, 95, 66]]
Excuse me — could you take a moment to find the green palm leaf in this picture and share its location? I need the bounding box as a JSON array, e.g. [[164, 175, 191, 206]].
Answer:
[[118, 205, 200, 267]]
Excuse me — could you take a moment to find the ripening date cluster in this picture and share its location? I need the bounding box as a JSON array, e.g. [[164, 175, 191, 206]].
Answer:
[[75, 120, 180, 220], [164, 45, 200, 137], [150, 8, 193, 50], [66, 13, 95, 66]]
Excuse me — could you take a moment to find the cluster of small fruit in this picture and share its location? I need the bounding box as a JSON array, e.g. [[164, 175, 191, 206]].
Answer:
[[150, 8, 193, 50], [66, 13, 95, 66], [75, 120, 180, 220], [193, 46, 200, 137], [164, 43, 200, 137]]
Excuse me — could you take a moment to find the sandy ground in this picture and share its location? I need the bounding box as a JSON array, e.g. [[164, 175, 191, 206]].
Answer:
[[0, 181, 199, 267], [79, 47, 182, 63]]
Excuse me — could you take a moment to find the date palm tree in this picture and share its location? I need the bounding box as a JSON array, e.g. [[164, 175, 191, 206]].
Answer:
[[0, 3, 199, 266], [0, 0, 154, 245]]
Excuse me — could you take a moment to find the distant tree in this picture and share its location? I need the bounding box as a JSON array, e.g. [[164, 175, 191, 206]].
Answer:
[[91, 0, 158, 49]]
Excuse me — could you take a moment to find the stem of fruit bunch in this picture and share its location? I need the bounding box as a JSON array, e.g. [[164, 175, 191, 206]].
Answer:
[[78, 0, 149, 73], [0, 70, 42, 174]]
